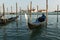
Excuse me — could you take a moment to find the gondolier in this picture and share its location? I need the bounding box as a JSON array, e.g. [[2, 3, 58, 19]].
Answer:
[[36, 13, 46, 22]]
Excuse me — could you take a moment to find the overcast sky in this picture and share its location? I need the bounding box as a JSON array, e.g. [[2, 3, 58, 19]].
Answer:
[[0, 0, 60, 12]]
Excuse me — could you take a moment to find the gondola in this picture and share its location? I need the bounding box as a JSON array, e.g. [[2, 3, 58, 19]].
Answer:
[[25, 13, 46, 30], [28, 20, 46, 29], [0, 16, 18, 26]]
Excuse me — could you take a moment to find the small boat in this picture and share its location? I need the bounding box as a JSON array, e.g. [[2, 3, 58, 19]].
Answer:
[[10, 12, 15, 14], [0, 16, 18, 26], [28, 20, 46, 29], [8, 16, 18, 22], [25, 13, 46, 30]]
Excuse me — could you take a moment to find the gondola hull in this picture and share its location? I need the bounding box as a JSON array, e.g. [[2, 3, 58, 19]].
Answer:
[[0, 16, 18, 26], [28, 21, 46, 29]]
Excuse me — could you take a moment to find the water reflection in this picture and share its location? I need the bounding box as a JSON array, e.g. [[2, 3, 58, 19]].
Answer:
[[29, 26, 46, 40], [3, 26, 7, 40]]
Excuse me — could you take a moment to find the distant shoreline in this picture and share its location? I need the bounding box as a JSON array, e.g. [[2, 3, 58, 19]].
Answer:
[[0, 12, 60, 15]]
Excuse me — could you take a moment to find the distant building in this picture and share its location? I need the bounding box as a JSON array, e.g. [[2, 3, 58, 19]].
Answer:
[[38, 10, 46, 12], [54, 10, 60, 12]]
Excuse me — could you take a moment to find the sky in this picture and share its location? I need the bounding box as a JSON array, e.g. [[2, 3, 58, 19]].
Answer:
[[0, 0, 60, 12]]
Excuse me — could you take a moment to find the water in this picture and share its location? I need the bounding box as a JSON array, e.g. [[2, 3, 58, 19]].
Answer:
[[0, 15, 60, 40]]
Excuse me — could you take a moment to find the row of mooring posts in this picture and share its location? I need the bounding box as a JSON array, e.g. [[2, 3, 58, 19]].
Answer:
[[27, 0, 48, 26], [0, 0, 49, 40], [0, 1, 49, 26], [0, 1, 48, 27], [1, 1, 60, 40]]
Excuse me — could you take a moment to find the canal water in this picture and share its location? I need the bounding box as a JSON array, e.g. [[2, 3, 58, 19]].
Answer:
[[0, 15, 60, 40]]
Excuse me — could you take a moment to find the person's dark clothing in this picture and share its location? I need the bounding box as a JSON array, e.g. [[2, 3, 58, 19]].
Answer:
[[36, 14, 46, 22]]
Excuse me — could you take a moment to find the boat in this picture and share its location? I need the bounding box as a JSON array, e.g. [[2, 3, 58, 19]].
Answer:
[[28, 20, 46, 30], [0, 3, 19, 26], [0, 16, 18, 26], [10, 12, 15, 14], [25, 13, 46, 30]]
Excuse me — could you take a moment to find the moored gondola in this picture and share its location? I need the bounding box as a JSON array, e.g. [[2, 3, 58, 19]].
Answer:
[[0, 16, 19, 26], [28, 13, 46, 29], [25, 13, 46, 30], [28, 21, 46, 29]]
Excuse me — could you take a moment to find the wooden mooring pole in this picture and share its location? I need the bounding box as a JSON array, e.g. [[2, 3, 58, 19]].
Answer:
[[0, 6, 1, 14], [10, 6, 13, 17], [11, 6, 12, 13], [3, 3, 7, 23], [37, 5, 38, 18], [57, 5, 59, 23], [7, 7, 8, 13], [46, 0, 48, 27], [3, 3, 5, 17], [20, 7, 22, 25], [44, 0, 48, 37], [3, 3, 7, 40], [29, 1, 32, 22], [56, 5, 59, 37], [16, 2, 18, 33]]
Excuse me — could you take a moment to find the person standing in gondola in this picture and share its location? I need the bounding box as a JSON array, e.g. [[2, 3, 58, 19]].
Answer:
[[36, 13, 46, 22]]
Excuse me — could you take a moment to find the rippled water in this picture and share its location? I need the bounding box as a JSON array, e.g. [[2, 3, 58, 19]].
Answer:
[[0, 15, 60, 40]]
